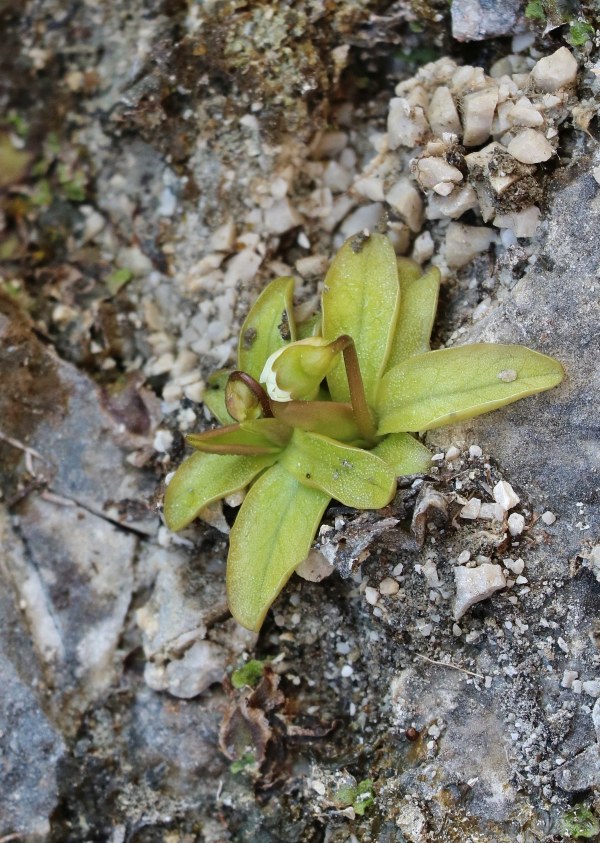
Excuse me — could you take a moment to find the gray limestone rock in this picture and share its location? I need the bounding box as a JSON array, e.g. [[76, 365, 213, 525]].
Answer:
[[451, 0, 526, 41], [431, 148, 600, 541]]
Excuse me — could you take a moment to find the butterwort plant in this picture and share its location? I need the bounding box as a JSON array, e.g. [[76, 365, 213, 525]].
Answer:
[[164, 232, 563, 631]]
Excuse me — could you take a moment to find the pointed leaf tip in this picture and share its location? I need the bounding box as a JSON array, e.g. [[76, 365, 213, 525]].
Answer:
[[377, 343, 564, 434]]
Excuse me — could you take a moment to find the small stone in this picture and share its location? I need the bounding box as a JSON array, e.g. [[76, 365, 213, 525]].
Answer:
[[445, 223, 495, 268], [388, 97, 429, 149], [210, 219, 236, 251], [561, 670, 578, 689], [531, 47, 578, 93], [445, 445, 461, 461], [507, 129, 554, 164], [541, 510, 556, 525], [426, 185, 478, 220], [461, 86, 499, 146], [469, 445, 483, 459], [493, 480, 520, 511], [457, 550, 471, 565], [507, 512, 525, 536], [582, 680, 600, 697], [353, 176, 385, 203], [479, 502, 505, 521], [452, 623, 463, 637], [153, 429, 174, 453], [504, 557, 524, 575], [365, 587, 379, 606], [263, 197, 302, 234], [427, 86, 461, 136], [411, 231, 434, 263], [493, 206, 541, 239], [571, 680, 583, 695], [340, 664, 354, 678], [454, 563, 506, 620], [379, 577, 400, 596], [414, 157, 463, 192], [460, 498, 481, 519], [295, 550, 334, 583], [386, 178, 424, 232]]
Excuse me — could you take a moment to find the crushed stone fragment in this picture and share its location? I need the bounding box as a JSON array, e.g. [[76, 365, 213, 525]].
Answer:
[[454, 563, 506, 620], [493, 480, 520, 511]]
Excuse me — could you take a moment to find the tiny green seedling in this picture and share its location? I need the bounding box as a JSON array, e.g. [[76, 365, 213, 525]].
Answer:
[[164, 232, 563, 631]]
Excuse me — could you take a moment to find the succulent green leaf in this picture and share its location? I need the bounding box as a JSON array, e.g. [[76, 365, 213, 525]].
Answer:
[[163, 451, 277, 532], [280, 429, 397, 509], [271, 400, 360, 442], [203, 369, 235, 425], [372, 432, 433, 475], [238, 276, 296, 379], [387, 266, 441, 368], [186, 420, 290, 455], [227, 463, 330, 631], [377, 343, 564, 434], [322, 233, 400, 405]]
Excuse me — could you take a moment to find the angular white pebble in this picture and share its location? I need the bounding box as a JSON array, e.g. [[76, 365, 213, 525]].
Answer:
[[493, 206, 541, 239], [263, 197, 302, 234], [457, 550, 471, 565], [445, 445, 461, 461], [460, 498, 481, 519], [454, 563, 506, 620], [508, 512, 525, 536], [582, 680, 600, 697], [493, 480, 520, 511], [353, 176, 385, 202], [414, 157, 463, 191], [461, 86, 499, 146], [469, 445, 483, 459], [426, 184, 478, 220], [445, 223, 495, 268], [561, 670, 578, 688], [365, 586, 379, 605], [507, 129, 554, 164], [386, 178, 424, 232], [541, 510, 556, 525], [531, 47, 578, 93], [427, 86, 461, 136], [479, 502, 505, 521], [388, 97, 429, 149]]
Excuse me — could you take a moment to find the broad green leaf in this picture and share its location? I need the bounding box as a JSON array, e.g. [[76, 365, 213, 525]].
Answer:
[[387, 266, 441, 368], [227, 463, 330, 631], [372, 432, 433, 475], [322, 233, 400, 405], [377, 343, 564, 434], [203, 369, 235, 425], [271, 400, 361, 443], [186, 420, 290, 455], [280, 429, 397, 509], [163, 451, 276, 532], [238, 276, 296, 379]]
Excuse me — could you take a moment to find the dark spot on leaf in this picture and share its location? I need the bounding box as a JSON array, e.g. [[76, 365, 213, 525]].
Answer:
[[242, 327, 257, 349], [278, 310, 291, 341]]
